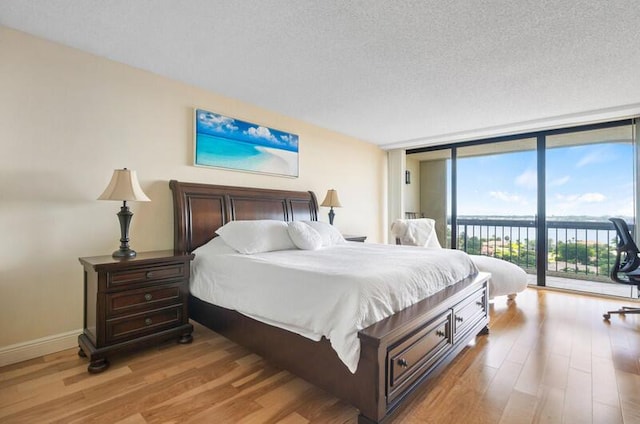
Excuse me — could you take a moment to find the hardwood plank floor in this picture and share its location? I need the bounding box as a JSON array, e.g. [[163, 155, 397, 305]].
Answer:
[[1, 288, 638, 423]]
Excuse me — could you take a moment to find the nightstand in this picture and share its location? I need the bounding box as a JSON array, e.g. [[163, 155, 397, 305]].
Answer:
[[77, 250, 194, 373], [343, 235, 367, 242]]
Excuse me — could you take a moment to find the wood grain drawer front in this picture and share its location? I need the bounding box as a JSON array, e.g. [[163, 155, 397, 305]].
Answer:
[[453, 289, 487, 340], [108, 263, 186, 289], [387, 311, 452, 403], [106, 283, 182, 317], [105, 306, 182, 344]]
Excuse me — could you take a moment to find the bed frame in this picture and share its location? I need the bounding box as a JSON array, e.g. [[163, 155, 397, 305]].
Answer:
[[170, 180, 489, 423]]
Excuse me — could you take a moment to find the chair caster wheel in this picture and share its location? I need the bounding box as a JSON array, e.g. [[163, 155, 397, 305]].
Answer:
[[603, 314, 610, 320]]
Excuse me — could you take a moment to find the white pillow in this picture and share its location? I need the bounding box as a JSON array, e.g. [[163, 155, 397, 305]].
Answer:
[[302, 221, 346, 247], [195, 235, 239, 255], [215, 220, 295, 254], [287, 221, 323, 250]]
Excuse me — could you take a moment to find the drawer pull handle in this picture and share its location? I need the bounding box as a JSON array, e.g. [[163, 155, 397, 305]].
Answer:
[[397, 358, 409, 368], [145, 271, 155, 279], [144, 318, 153, 326], [144, 293, 153, 301], [436, 330, 446, 337], [456, 316, 464, 323]]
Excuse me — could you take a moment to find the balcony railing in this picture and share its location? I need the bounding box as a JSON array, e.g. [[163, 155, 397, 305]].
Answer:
[[454, 218, 634, 282]]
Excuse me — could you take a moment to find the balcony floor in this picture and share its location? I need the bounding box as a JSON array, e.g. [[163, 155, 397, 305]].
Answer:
[[525, 273, 639, 299]]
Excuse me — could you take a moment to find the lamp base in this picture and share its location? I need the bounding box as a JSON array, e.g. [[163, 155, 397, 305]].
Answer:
[[328, 208, 335, 225], [113, 202, 137, 258], [112, 248, 137, 258]]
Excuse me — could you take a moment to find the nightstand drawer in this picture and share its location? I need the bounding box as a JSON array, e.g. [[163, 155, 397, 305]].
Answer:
[[108, 263, 186, 289], [106, 283, 182, 317], [106, 306, 183, 343]]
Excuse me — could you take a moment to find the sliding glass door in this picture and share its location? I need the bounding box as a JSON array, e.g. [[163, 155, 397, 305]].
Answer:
[[407, 119, 637, 296], [545, 125, 636, 295], [456, 139, 538, 280]]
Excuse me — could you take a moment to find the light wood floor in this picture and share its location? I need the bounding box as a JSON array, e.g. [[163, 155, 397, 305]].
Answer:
[[1, 288, 639, 424]]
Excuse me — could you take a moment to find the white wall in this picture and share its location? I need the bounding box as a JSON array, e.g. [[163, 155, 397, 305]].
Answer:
[[420, 159, 449, 246], [0, 27, 386, 355], [387, 149, 405, 241], [404, 158, 421, 213]]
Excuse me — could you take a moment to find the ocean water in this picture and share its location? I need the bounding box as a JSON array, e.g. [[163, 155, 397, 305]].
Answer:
[[457, 225, 618, 244], [195, 134, 296, 176]]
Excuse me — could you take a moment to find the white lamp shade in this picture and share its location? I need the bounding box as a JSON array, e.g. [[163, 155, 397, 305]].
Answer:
[[320, 189, 342, 208], [98, 169, 151, 202]]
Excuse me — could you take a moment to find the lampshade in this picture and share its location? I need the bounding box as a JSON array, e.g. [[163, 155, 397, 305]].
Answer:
[[98, 168, 151, 202], [320, 189, 342, 208]]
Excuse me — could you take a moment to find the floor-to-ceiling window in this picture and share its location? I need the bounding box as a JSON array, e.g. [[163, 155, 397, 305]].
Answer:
[[545, 125, 636, 296], [456, 139, 538, 278], [407, 119, 637, 296]]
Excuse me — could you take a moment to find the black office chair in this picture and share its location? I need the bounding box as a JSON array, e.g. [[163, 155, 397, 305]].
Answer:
[[603, 217, 640, 320]]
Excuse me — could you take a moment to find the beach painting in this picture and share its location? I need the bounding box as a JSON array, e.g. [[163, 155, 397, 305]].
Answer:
[[194, 109, 299, 177]]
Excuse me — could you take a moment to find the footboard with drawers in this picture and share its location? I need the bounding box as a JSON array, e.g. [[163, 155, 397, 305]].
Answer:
[[358, 272, 489, 422]]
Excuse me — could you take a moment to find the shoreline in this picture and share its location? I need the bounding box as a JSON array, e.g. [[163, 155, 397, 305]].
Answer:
[[196, 142, 298, 177]]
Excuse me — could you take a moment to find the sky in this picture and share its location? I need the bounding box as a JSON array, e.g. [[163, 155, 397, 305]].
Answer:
[[456, 141, 635, 218], [196, 109, 299, 152]]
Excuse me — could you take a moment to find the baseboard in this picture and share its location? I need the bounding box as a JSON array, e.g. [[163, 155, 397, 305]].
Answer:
[[0, 329, 81, 367]]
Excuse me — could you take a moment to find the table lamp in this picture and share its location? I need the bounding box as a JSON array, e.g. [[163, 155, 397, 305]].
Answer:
[[320, 189, 342, 225], [98, 168, 151, 258]]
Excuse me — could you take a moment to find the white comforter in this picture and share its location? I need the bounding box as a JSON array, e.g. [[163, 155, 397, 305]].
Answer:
[[191, 239, 478, 373]]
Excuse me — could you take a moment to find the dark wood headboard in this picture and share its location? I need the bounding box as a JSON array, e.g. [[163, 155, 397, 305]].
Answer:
[[169, 180, 319, 254]]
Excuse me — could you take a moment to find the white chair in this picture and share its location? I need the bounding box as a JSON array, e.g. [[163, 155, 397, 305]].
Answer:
[[391, 218, 527, 300], [468, 253, 527, 300]]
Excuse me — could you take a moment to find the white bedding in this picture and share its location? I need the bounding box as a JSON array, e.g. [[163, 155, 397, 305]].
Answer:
[[191, 238, 478, 373]]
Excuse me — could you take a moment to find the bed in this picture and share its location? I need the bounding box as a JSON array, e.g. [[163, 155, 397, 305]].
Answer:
[[169, 180, 490, 424]]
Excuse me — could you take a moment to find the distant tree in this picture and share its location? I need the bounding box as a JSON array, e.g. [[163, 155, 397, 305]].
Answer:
[[550, 237, 616, 277], [494, 239, 536, 268], [597, 239, 618, 276], [460, 236, 482, 255], [555, 239, 593, 265]]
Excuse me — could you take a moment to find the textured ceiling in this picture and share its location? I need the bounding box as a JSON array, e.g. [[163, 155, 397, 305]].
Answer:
[[2, 1, 639, 149]]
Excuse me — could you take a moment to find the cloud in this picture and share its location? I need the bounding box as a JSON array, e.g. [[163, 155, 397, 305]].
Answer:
[[576, 151, 600, 167], [614, 197, 635, 216], [279, 134, 298, 149], [515, 169, 536, 189], [555, 192, 606, 203], [580, 193, 606, 202], [576, 147, 614, 168], [548, 191, 607, 215], [198, 112, 238, 132], [489, 191, 524, 203], [244, 126, 277, 142], [242, 127, 298, 150], [548, 176, 570, 187]]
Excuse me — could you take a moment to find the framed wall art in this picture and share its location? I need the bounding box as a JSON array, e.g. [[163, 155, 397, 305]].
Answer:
[[194, 108, 299, 177]]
